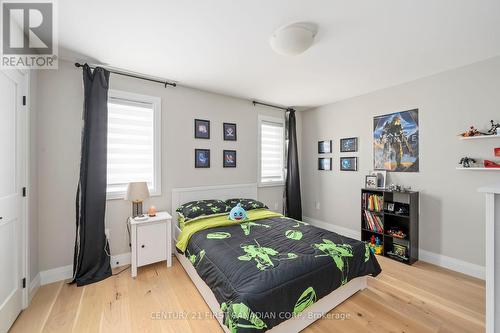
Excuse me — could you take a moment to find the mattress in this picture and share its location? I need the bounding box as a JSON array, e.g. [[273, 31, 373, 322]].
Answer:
[[181, 212, 381, 333]]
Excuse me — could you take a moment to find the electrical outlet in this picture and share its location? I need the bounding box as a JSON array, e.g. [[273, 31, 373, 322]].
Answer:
[[315, 202, 321, 210]]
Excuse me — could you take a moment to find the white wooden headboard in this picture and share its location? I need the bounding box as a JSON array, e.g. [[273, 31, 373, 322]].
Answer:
[[171, 183, 258, 228]]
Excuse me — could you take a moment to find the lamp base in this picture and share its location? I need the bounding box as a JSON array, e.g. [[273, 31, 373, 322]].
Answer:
[[132, 201, 143, 218]]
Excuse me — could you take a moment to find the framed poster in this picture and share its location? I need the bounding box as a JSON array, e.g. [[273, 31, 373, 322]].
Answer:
[[373, 109, 419, 172]]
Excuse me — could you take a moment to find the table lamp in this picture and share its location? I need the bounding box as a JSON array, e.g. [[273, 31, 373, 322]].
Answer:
[[125, 182, 150, 217]]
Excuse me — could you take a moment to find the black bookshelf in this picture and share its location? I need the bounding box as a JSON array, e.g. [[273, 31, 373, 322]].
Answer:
[[361, 188, 419, 265]]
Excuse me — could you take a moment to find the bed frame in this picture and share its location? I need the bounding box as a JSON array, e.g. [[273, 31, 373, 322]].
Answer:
[[171, 183, 367, 333]]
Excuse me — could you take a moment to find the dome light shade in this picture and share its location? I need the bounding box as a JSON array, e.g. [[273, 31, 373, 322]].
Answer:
[[270, 22, 317, 56]]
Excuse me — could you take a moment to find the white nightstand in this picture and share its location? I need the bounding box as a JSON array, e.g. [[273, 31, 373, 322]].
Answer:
[[129, 211, 172, 278]]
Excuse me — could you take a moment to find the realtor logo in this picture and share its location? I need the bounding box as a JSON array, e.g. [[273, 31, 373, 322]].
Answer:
[[1, 0, 57, 68]]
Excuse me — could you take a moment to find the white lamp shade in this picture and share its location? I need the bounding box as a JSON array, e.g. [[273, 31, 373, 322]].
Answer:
[[270, 22, 317, 56], [125, 182, 150, 202]]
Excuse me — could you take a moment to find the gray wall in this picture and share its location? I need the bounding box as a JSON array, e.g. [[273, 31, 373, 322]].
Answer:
[[37, 60, 296, 271], [28, 71, 39, 282], [300, 56, 500, 267]]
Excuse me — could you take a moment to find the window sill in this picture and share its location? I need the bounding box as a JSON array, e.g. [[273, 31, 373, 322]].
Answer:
[[106, 191, 162, 201], [258, 182, 285, 188]]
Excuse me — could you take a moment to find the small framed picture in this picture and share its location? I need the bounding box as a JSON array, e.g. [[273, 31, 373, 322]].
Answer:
[[194, 119, 210, 139], [340, 137, 358, 152], [318, 157, 332, 171], [369, 170, 387, 189], [195, 149, 210, 168], [223, 123, 237, 141], [318, 140, 332, 154], [223, 150, 237, 168], [365, 175, 378, 188], [386, 202, 395, 212], [340, 157, 357, 171]]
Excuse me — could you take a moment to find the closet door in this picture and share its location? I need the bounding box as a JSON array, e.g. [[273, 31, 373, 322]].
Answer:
[[0, 70, 25, 333]]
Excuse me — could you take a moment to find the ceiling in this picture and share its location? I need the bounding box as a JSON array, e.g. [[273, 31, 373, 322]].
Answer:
[[59, 0, 500, 108]]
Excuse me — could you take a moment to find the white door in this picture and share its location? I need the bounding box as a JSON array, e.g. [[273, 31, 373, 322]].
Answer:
[[0, 70, 26, 333]]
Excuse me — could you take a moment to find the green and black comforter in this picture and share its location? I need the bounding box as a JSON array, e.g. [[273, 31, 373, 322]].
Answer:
[[180, 211, 381, 332]]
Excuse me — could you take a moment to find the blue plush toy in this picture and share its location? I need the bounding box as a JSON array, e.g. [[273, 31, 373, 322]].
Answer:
[[229, 203, 248, 222]]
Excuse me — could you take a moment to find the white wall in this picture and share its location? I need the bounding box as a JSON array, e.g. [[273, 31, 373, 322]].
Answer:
[[301, 56, 500, 268], [37, 60, 291, 271]]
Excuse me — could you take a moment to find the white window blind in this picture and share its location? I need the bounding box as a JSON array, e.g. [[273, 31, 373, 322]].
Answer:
[[106, 91, 161, 198], [259, 118, 285, 184]]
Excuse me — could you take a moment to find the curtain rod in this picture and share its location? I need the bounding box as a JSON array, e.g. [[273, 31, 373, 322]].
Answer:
[[74, 63, 177, 88], [252, 100, 295, 112]]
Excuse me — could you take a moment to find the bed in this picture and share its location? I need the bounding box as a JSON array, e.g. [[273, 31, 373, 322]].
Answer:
[[172, 184, 381, 333]]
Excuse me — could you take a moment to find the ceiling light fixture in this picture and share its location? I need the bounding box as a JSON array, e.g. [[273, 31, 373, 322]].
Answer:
[[270, 22, 318, 56]]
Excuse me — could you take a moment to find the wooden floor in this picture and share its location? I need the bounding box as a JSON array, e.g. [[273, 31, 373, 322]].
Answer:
[[10, 256, 485, 333]]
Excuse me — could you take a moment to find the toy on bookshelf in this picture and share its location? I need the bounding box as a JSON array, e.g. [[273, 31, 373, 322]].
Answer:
[[386, 227, 407, 239], [394, 203, 410, 216], [367, 235, 383, 255]]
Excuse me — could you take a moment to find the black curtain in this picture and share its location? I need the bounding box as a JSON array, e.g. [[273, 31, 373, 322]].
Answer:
[[72, 64, 112, 286], [285, 110, 302, 220]]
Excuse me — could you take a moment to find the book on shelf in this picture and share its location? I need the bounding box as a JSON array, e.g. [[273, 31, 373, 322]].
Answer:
[[362, 193, 383, 212], [363, 210, 384, 233]]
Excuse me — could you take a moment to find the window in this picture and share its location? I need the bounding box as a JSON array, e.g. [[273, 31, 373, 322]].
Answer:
[[106, 90, 161, 199], [258, 115, 285, 186]]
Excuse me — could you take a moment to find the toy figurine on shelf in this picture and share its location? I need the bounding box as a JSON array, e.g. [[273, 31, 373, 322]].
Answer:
[[387, 184, 402, 192], [487, 120, 500, 136], [387, 227, 407, 239], [459, 157, 476, 168], [374, 237, 383, 255], [367, 235, 383, 254], [459, 126, 483, 137], [367, 235, 376, 254], [484, 160, 500, 168]]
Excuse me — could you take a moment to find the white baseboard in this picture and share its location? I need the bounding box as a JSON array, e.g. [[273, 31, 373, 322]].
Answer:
[[419, 249, 485, 280], [111, 252, 131, 268], [40, 264, 73, 285], [303, 216, 485, 280], [28, 273, 40, 304], [303, 216, 361, 240], [39, 252, 131, 286]]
